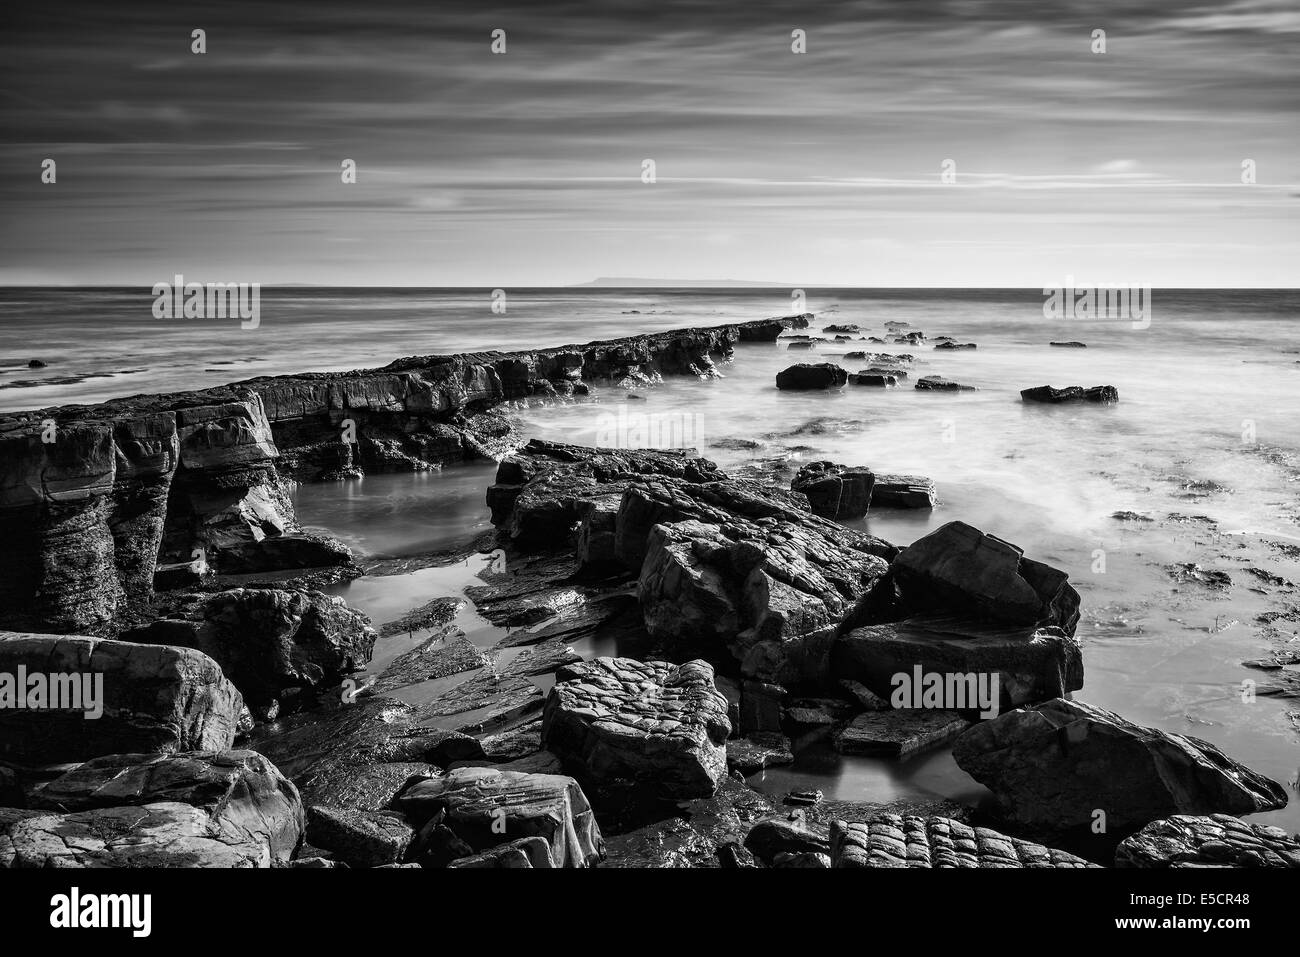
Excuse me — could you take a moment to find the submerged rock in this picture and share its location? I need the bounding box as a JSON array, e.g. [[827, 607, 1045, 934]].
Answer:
[[934, 342, 976, 350], [915, 376, 977, 392], [1021, 384, 1119, 404], [0, 632, 242, 763], [848, 372, 897, 386], [775, 363, 847, 390], [1049, 341, 1087, 348], [833, 709, 972, 758], [543, 657, 731, 798], [830, 815, 1097, 868], [1115, 814, 1300, 868], [952, 698, 1289, 830]]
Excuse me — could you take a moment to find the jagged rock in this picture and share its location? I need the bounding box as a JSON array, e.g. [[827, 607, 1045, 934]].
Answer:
[[1021, 384, 1118, 404], [377, 596, 466, 638], [727, 733, 795, 774], [775, 363, 847, 390], [832, 616, 1084, 712], [890, 521, 1081, 632], [29, 749, 304, 861], [791, 461, 874, 519], [738, 314, 812, 342], [870, 474, 935, 509], [0, 632, 242, 763], [934, 342, 976, 350], [952, 698, 1289, 830], [305, 805, 414, 867], [822, 324, 861, 334], [915, 376, 976, 392], [638, 516, 892, 683], [830, 815, 1097, 868], [0, 802, 273, 867], [393, 767, 604, 867], [372, 630, 486, 694], [1116, 814, 1300, 868], [446, 836, 555, 868], [480, 721, 543, 762], [543, 657, 731, 798], [121, 587, 375, 717]]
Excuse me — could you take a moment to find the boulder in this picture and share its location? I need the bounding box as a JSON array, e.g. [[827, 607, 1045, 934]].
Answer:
[[890, 521, 1081, 633], [121, 587, 375, 717], [0, 632, 242, 763], [446, 836, 555, 868], [870, 474, 935, 509], [743, 815, 830, 864], [29, 749, 303, 861], [1020, 385, 1118, 404], [832, 616, 1083, 713], [951, 698, 1289, 830], [790, 461, 874, 519], [1115, 814, 1300, 868], [775, 363, 847, 390], [393, 767, 604, 867], [543, 657, 731, 798], [830, 815, 1097, 868]]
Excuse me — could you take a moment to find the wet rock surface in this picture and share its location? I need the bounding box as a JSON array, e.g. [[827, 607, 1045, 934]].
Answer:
[[775, 363, 847, 390], [1115, 813, 1300, 868], [543, 657, 731, 798], [1021, 384, 1119, 404], [830, 815, 1097, 868]]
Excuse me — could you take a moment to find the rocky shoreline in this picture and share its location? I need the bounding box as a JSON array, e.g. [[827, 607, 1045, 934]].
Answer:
[[1, 313, 1295, 869]]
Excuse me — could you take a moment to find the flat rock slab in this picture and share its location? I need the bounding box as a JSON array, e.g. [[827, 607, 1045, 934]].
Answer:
[[727, 733, 795, 774], [832, 614, 1083, 713], [1116, 814, 1300, 868], [830, 815, 1097, 868], [377, 597, 466, 638], [373, 629, 487, 693], [1021, 384, 1118, 404], [834, 709, 973, 759], [393, 767, 604, 867], [543, 657, 731, 798], [29, 749, 303, 862], [871, 474, 936, 509], [915, 376, 977, 391], [0, 801, 272, 868], [952, 698, 1289, 830]]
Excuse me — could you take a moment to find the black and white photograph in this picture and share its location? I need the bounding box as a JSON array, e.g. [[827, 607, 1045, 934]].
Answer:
[[0, 0, 1297, 939]]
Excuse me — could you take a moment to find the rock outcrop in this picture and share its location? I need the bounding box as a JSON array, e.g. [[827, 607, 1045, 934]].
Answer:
[[951, 698, 1289, 829], [0, 632, 242, 763], [1115, 814, 1300, 868], [829, 815, 1097, 868], [915, 376, 977, 392], [542, 657, 731, 798]]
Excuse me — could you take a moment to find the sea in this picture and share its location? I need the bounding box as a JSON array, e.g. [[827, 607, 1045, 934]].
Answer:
[[3, 286, 1298, 833]]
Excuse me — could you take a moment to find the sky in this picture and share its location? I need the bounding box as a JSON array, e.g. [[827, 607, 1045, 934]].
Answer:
[[1, 0, 1297, 286]]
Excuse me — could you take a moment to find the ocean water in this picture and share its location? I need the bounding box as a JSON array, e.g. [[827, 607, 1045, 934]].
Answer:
[[5, 287, 1299, 833]]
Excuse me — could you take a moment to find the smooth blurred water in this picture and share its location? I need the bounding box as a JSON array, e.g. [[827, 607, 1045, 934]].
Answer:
[[7, 287, 1299, 832]]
